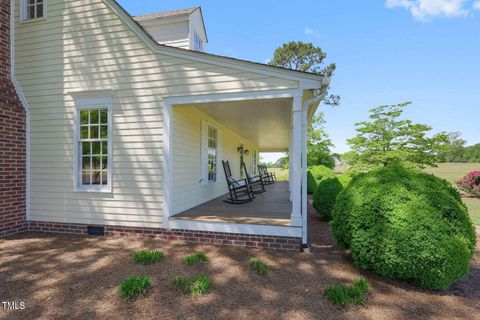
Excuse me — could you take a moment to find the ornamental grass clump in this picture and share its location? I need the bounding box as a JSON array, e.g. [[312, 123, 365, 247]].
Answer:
[[325, 278, 369, 308], [133, 250, 165, 265], [457, 171, 480, 198], [172, 274, 211, 297], [248, 258, 268, 276], [184, 252, 208, 266], [331, 164, 476, 290], [119, 275, 151, 300]]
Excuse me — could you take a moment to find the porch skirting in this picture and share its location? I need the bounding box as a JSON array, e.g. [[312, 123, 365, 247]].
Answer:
[[14, 221, 301, 251]]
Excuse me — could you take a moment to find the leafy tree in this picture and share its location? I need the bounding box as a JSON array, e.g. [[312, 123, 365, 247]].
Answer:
[[437, 132, 466, 163], [269, 41, 339, 106], [308, 113, 335, 168], [465, 144, 480, 163], [344, 102, 449, 171], [274, 155, 289, 169]]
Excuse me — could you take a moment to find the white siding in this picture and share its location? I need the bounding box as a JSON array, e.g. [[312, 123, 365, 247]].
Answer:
[[140, 21, 190, 49], [15, 0, 298, 228], [172, 107, 258, 214]]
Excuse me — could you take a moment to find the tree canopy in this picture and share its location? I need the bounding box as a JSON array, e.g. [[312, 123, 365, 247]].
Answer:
[[269, 41, 339, 106], [344, 102, 449, 171], [307, 113, 335, 168]]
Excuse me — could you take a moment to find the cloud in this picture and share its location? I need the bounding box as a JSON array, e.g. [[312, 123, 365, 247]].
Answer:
[[305, 27, 321, 38], [474, 1, 480, 9], [385, 0, 474, 20]]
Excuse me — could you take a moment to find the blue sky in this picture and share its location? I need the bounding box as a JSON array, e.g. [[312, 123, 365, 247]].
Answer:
[[119, 0, 480, 159]]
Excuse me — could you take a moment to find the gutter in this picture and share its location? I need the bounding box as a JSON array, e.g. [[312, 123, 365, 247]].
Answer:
[[10, 0, 30, 221]]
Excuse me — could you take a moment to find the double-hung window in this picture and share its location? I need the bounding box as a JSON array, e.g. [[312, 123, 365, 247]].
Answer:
[[74, 97, 112, 192], [21, 0, 46, 21], [193, 31, 204, 52], [201, 121, 219, 185]]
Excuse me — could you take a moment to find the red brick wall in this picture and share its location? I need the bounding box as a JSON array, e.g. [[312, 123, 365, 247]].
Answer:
[[28, 221, 301, 251], [0, 0, 27, 237]]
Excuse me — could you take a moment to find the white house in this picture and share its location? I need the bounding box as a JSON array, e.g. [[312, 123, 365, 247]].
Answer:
[[10, 0, 328, 250]]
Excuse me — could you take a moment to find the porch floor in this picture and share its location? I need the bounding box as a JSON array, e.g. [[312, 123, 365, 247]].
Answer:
[[172, 181, 292, 226]]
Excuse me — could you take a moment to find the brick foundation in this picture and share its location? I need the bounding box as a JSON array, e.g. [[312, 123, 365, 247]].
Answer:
[[0, 0, 27, 237], [27, 221, 301, 251]]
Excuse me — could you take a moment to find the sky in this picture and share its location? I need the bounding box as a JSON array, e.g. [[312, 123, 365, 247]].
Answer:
[[119, 0, 480, 162]]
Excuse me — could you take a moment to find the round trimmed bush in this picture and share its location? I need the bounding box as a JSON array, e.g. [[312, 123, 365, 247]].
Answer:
[[307, 170, 317, 194], [331, 164, 476, 290], [309, 165, 334, 182], [312, 176, 343, 220]]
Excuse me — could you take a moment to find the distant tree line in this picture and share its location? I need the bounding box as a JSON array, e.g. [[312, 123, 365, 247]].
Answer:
[[437, 132, 480, 163]]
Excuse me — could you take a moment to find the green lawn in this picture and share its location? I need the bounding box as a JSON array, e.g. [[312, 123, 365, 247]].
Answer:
[[424, 163, 480, 225], [269, 167, 289, 181]]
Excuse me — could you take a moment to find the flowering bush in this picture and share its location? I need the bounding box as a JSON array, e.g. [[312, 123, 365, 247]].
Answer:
[[457, 171, 480, 198]]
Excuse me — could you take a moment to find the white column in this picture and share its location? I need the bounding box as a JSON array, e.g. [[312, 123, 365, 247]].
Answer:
[[290, 95, 303, 226]]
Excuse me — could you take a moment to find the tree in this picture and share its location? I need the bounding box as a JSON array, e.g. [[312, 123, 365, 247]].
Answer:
[[307, 113, 335, 168], [465, 144, 480, 163], [437, 132, 466, 163], [344, 102, 449, 171], [269, 41, 339, 106]]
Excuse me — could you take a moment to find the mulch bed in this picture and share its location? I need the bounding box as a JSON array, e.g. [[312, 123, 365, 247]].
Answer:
[[1, 200, 479, 320]]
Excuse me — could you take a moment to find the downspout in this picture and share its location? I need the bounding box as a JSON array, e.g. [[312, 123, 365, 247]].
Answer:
[[300, 85, 329, 252], [10, 0, 31, 221]]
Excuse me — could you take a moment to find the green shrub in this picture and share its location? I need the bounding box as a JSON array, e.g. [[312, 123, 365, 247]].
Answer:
[[337, 173, 353, 187], [312, 176, 344, 220], [331, 164, 477, 290], [325, 278, 369, 308], [119, 275, 151, 300], [307, 170, 317, 194], [248, 258, 268, 276], [184, 252, 208, 266], [133, 250, 165, 265], [309, 165, 335, 182], [172, 274, 211, 297]]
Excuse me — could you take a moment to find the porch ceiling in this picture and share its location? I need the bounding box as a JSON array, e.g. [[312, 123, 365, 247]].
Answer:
[[192, 98, 292, 151]]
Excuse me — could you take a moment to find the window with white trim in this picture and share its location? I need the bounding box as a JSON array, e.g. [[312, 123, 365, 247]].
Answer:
[[193, 31, 203, 52], [22, 0, 46, 21], [74, 100, 112, 192], [207, 126, 218, 182]]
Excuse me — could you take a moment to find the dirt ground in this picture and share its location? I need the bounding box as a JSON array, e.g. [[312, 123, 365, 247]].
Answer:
[[1, 202, 479, 320]]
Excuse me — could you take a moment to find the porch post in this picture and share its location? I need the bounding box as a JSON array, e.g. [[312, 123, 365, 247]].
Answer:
[[290, 94, 302, 226]]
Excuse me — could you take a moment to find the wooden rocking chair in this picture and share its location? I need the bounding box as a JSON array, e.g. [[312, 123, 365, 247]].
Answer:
[[222, 160, 255, 204], [242, 161, 266, 194]]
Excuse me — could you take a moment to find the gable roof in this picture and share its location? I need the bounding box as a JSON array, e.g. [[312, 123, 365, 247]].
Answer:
[[106, 0, 327, 88], [132, 7, 198, 22]]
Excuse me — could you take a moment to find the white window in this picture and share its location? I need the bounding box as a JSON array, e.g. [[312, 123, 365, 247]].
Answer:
[[74, 97, 112, 192], [193, 31, 203, 52], [201, 121, 220, 185], [21, 0, 46, 21]]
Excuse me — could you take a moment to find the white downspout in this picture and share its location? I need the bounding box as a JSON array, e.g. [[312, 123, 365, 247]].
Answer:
[[300, 86, 328, 252], [10, 0, 31, 221]]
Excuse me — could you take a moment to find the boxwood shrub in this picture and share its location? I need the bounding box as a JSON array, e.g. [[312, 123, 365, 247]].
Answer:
[[309, 165, 334, 182], [312, 176, 343, 220], [331, 164, 476, 290], [307, 170, 317, 194]]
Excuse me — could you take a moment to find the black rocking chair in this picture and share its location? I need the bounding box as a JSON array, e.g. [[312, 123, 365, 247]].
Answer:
[[222, 160, 255, 204], [257, 164, 275, 185], [242, 161, 266, 194]]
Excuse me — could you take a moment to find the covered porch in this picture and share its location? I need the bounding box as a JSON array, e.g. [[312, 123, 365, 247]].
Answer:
[[163, 86, 327, 246]]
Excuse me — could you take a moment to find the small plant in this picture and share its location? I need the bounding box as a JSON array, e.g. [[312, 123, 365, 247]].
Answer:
[[248, 258, 268, 276], [133, 250, 165, 265], [324, 278, 369, 308], [119, 275, 152, 300], [172, 274, 211, 297], [184, 252, 208, 266], [457, 171, 480, 198]]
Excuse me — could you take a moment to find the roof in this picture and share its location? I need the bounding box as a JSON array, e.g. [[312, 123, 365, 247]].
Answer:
[[133, 7, 199, 22], [108, 1, 326, 85]]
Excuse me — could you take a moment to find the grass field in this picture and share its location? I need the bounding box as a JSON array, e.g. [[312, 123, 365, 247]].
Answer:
[[269, 163, 480, 225]]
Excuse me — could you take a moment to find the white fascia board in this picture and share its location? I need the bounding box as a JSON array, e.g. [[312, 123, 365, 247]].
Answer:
[[105, 0, 325, 86]]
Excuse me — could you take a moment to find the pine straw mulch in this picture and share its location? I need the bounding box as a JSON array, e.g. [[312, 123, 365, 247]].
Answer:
[[1, 201, 479, 320]]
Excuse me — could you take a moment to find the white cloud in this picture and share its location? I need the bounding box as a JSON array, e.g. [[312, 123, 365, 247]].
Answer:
[[305, 27, 321, 38], [385, 0, 473, 20], [473, 1, 480, 9]]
